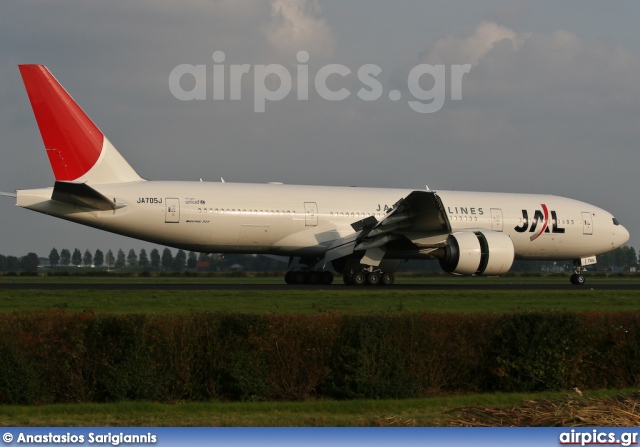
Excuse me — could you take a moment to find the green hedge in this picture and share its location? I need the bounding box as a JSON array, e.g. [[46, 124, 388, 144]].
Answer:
[[0, 311, 638, 404]]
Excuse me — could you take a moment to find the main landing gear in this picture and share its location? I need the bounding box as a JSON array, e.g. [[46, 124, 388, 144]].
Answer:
[[343, 269, 395, 286], [283, 257, 334, 285], [284, 270, 334, 285]]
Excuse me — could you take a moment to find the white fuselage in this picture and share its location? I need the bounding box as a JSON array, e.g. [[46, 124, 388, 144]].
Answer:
[[16, 181, 629, 261]]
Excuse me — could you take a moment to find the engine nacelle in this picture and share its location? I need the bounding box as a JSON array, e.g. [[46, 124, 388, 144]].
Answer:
[[438, 231, 514, 276]]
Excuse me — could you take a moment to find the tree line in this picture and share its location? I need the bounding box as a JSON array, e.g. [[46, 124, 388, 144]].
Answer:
[[0, 245, 638, 273], [45, 248, 192, 271], [596, 245, 637, 271], [0, 253, 40, 272], [0, 248, 283, 272]]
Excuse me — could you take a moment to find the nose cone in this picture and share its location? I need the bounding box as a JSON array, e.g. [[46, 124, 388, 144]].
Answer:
[[614, 224, 630, 249]]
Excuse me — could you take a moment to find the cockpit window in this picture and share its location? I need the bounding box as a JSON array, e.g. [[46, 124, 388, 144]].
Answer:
[[612, 217, 620, 226]]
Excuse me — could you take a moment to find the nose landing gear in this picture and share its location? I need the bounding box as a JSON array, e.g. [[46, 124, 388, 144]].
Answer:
[[570, 259, 587, 285], [570, 272, 586, 285]]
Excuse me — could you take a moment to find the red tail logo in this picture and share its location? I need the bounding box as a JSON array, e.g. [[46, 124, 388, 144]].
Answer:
[[19, 65, 104, 181]]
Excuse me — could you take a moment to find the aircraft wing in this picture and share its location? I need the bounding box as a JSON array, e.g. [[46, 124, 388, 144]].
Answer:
[[323, 190, 452, 266], [371, 190, 451, 233]]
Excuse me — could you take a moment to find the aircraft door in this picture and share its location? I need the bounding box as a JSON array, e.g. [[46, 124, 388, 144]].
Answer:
[[581, 212, 593, 235], [304, 202, 318, 226], [165, 198, 180, 223], [490, 208, 503, 232]]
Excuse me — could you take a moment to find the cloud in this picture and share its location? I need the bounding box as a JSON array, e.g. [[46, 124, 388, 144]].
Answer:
[[132, 0, 264, 18], [266, 0, 335, 59], [391, 19, 640, 206], [422, 21, 528, 66], [407, 20, 640, 126]]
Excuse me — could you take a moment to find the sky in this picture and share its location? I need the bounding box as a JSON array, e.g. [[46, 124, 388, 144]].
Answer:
[[0, 1, 639, 258]]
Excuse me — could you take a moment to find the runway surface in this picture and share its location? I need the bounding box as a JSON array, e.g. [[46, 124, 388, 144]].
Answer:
[[0, 282, 637, 291]]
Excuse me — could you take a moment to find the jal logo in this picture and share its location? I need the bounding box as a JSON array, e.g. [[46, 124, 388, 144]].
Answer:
[[514, 204, 565, 241]]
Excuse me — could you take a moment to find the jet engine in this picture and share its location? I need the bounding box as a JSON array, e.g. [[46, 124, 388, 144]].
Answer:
[[438, 231, 514, 275]]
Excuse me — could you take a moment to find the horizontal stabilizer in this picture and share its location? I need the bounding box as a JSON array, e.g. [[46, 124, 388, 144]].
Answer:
[[52, 181, 126, 210], [0, 191, 17, 198]]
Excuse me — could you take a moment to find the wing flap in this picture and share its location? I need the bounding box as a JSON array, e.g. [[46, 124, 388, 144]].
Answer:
[[323, 231, 361, 267], [361, 247, 386, 266]]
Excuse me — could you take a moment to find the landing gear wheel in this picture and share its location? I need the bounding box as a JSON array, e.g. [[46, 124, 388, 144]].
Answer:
[[570, 273, 586, 285], [284, 271, 294, 284], [308, 271, 320, 284], [352, 272, 367, 286], [293, 271, 307, 284], [322, 271, 334, 284], [381, 272, 395, 286], [367, 272, 380, 286], [343, 273, 353, 285]]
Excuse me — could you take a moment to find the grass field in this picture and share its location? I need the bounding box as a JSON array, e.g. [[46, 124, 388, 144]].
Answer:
[[0, 389, 634, 426], [2, 275, 638, 426], [0, 286, 639, 314]]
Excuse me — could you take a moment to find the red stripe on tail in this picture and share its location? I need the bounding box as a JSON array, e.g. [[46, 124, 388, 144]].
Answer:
[[19, 65, 103, 181]]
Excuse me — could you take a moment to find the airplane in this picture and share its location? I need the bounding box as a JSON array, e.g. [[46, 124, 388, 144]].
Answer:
[[1, 65, 630, 286]]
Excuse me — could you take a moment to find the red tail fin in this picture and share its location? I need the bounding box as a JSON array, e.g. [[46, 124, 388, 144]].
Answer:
[[19, 65, 142, 184], [20, 65, 103, 181]]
